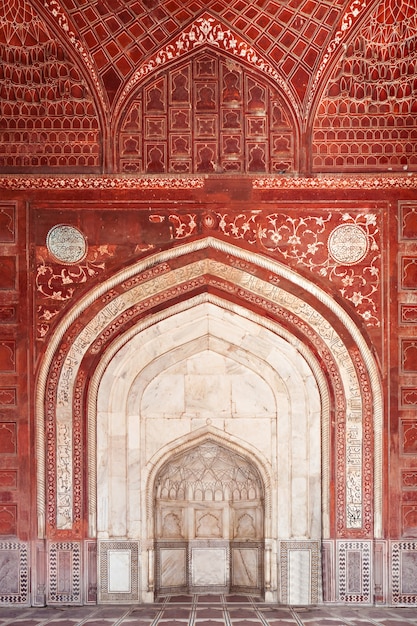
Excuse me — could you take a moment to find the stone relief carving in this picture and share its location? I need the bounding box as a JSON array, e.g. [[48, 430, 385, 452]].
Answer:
[[0, 541, 29, 604], [161, 512, 183, 539], [156, 441, 263, 505], [57, 258, 362, 529], [39, 239, 381, 535], [46, 225, 87, 264], [117, 14, 299, 119], [195, 512, 222, 538], [235, 512, 256, 539], [337, 541, 372, 603]]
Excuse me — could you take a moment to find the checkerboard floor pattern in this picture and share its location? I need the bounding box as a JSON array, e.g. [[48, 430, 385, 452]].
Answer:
[[1, 595, 417, 626]]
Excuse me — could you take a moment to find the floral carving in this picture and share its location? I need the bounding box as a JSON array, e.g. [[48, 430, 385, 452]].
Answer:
[[36, 245, 115, 339], [0, 176, 204, 190], [149, 213, 197, 239], [216, 211, 380, 326], [0, 175, 415, 190]]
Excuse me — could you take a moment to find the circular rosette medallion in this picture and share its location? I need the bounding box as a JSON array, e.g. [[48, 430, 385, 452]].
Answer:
[[46, 225, 87, 264], [328, 224, 369, 265]]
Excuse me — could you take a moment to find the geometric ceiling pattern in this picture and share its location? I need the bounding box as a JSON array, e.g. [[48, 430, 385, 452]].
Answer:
[[52, 0, 348, 108], [313, 0, 417, 172], [1, 0, 416, 174]]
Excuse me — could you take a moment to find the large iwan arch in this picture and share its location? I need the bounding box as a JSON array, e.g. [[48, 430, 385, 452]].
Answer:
[[35, 237, 382, 604]]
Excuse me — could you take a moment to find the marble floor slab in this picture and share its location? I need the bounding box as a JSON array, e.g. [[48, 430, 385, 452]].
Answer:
[[0, 596, 416, 626]]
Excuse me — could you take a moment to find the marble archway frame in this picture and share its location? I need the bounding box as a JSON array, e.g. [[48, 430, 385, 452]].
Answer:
[[93, 297, 324, 542], [35, 237, 382, 538], [146, 426, 272, 534]]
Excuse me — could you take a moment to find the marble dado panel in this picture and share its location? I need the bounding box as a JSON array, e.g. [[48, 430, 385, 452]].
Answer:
[[47, 541, 81, 604], [0, 541, 29, 605], [157, 540, 262, 595], [98, 541, 139, 603], [279, 540, 320, 605], [337, 540, 372, 604], [1, 539, 416, 607], [50, 254, 365, 532], [391, 541, 417, 605]]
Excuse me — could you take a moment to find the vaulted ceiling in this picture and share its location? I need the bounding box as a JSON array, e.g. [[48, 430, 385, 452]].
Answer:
[[1, 0, 416, 174]]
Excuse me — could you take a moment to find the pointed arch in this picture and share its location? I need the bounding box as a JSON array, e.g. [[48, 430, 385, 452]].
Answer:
[[35, 236, 382, 542], [146, 425, 271, 539], [113, 29, 300, 174], [114, 12, 300, 120], [92, 295, 325, 542]]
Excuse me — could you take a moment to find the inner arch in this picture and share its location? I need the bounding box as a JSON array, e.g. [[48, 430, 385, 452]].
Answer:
[[95, 299, 323, 555]]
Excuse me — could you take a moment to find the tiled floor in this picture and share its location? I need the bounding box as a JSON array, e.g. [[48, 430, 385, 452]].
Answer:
[[0, 596, 416, 626]]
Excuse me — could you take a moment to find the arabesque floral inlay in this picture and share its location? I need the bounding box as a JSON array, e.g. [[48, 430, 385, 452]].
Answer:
[[36, 244, 116, 339], [209, 211, 381, 326]]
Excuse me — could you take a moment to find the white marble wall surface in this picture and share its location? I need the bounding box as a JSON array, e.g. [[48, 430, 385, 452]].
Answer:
[[96, 301, 322, 600]]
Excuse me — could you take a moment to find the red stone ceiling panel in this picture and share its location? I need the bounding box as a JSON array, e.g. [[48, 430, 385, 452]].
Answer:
[[116, 50, 297, 175], [312, 0, 417, 173], [0, 0, 102, 172], [54, 0, 347, 107]]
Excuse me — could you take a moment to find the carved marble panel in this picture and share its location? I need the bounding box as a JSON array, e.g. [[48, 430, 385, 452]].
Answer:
[[160, 509, 184, 539], [98, 541, 139, 604], [85, 541, 97, 604], [321, 540, 335, 603], [159, 546, 187, 590], [48, 542, 81, 604], [191, 546, 227, 588], [231, 545, 261, 590], [391, 541, 417, 604], [0, 541, 29, 605], [337, 541, 372, 604], [279, 541, 320, 605]]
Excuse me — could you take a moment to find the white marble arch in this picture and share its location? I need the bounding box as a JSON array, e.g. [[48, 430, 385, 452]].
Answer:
[[96, 299, 322, 535], [95, 297, 324, 601], [36, 237, 382, 545]]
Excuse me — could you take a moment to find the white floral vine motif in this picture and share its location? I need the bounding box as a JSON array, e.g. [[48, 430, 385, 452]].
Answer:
[[37, 305, 60, 339], [217, 211, 381, 327], [115, 13, 299, 118], [36, 246, 113, 338], [218, 213, 259, 245], [168, 214, 197, 239], [36, 247, 112, 300]]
